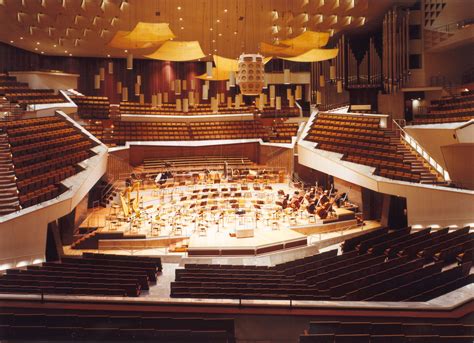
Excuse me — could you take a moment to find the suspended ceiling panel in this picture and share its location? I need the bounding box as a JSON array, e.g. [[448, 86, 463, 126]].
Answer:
[[0, 0, 402, 59]]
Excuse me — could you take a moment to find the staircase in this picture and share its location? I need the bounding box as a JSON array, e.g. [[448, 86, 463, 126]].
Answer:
[[0, 132, 20, 215], [386, 130, 443, 185]]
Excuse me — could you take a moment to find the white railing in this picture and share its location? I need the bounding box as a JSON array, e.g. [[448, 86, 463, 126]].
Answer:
[[393, 119, 450, 181]]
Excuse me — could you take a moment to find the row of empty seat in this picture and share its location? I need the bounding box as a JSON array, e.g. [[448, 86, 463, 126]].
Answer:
[[413, 90, 474, 124], [300, 320, 474, 342], [70, 95, 110, 119], [0, 116, 96, 208], [0, 253, 162, 297], [306, 113, 441, 184], [83, 119, 299, 145], [0, 74, 65, 108], [171, 226, 473, 301]]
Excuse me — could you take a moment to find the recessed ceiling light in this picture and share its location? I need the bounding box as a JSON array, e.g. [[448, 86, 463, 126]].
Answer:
[[179, 17, 183, 21], [181, 26, 184, 30], [20, 37, 24, 40], [36, 42, 40, 45], [10, 40, 13, 43], [34, 48, 38, 50], [224, 9, 228, 13], [216, 19, 220, 23], [53, 44, 57, 47], [177, 6, 181, 10], [64, 50, 68, 53], [107, 54, 110, 57], [210, 28, 213, 31], [41, 51, 44, 54], [124, 49, 128, 52], [69, 53, 72, 56], [214, 49, 217, 52], [218, 33, 222, 37], [208, 53, 211, 56], [233, 31, 237, 35], [212, 39, 215, 43]]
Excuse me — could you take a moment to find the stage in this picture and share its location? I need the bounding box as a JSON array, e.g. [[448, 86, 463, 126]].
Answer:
[[79, 180, 358, 256]]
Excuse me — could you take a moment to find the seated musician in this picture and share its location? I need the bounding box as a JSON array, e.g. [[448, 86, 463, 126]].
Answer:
[[276, 194, 290, 209]]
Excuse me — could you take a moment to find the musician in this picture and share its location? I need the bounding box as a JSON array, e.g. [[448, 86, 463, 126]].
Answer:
[[319, 190, 330, 205], [276, 194, 290, 209]]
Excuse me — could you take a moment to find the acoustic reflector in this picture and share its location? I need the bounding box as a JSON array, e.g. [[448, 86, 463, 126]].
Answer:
[[183, 98, 189, 112], [330, 65, 336, 80], [276, 96, 282, 110], [283, 69, 290, 84], [145, 41, 205, 61], [206, 62, 213, 77], [289, 95, 295, 107], [229, 71, 236, 87], [295, 85, 302, 100], [175, 98, 182, 111], [175, 79, 181, 95], [122, 87, 128, 101], [269, 85, 276, 99], [108, 62, 113, 74], [278, 48, 338, 62], [94, 74, 100, 89], [157, 93, 163, 107], [125, 22, 175, 42], [126, 53, 133, 70]]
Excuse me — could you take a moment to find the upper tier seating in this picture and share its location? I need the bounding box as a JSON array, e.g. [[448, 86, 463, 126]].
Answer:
[[0, 116, 96, 209], [170, 227, 473, 301], [86, 119, 297, 145], [0, 253, 162, 297], [0, 74, 65, 108], [70, 95, 110, 119], [0, 306, 235, 342], [0, 131, 20, 215], [300, 320, 474, 342], [305, 113, 441, 184], [413, 91, 474, 124], [268, 122, 300, 143]]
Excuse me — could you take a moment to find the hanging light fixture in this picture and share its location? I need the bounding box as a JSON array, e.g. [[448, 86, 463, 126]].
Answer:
[[330, 65, 336, 80], [236, 53, 265, 96], [99, 67, 105, 81], [122, 87, 128, 101], [337, 80, 343, 93], [94, 74, 101, 89], [108, 61, 113, 74]]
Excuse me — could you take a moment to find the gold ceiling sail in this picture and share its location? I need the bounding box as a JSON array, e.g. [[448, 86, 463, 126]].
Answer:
[[278, 48, 339, 62], [213, 55, 272, 72], [124, 22, 176, 43], [260, 42, 308, 57], [279, 31, 330, 49], [145, 41, 205, 61], [196, 68, 230, 81], [107, 31, 159, 49]]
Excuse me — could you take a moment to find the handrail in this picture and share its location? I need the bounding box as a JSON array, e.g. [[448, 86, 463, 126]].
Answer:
[[392, 119, 450, 181], [431, 18, 474, 34]]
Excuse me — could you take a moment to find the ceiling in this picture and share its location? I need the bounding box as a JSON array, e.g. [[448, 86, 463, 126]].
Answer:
[[0, 0, 408, 60]]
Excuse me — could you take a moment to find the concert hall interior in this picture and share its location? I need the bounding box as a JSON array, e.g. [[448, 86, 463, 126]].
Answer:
[[0, 0, 473, 342]]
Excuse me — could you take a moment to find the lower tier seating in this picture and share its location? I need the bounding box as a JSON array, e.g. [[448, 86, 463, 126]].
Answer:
[[0, 309, 235, 342], [0, 253, 162, 298], [300, 320, 474, 342], [170, 227, 473, 301]]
